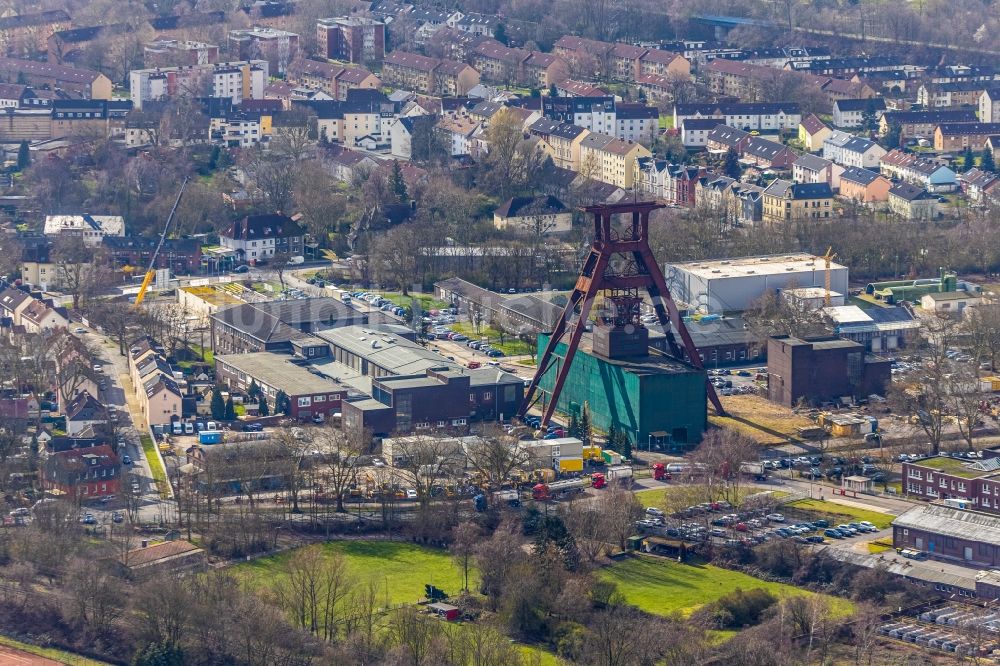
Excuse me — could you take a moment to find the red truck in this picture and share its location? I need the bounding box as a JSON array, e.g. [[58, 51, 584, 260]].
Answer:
[[652, 463, 672, 481], [591, 465, 634, 489]]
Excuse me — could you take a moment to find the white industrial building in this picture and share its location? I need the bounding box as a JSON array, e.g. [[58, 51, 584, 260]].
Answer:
[[665, 253, 849, 314]]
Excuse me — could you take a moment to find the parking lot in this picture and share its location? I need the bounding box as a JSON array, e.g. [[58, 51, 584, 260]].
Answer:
[[634, 497, 882, 548], [708, 367, 766, 397]]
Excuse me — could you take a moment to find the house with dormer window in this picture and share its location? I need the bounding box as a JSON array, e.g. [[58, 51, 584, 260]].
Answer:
[[220, 214, 305, 264]]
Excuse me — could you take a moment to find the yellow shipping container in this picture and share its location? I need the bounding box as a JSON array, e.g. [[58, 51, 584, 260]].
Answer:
[[558, 458, 584, 473], [582, 445, 603, 461]]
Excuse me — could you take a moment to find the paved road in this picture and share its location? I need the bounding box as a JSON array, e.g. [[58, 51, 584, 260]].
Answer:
[[75, 329, 173, 525]]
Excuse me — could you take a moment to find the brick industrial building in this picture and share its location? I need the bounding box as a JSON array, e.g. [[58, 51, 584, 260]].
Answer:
[[893, 503, 1000, 566], [767, 335, 891, 407]]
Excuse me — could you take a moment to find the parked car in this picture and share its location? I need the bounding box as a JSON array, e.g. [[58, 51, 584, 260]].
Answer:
[[766, 513, 785, 522], [646, 507, 664, 518], [122, 455, 132, 465], [824, 528, 844, 539]]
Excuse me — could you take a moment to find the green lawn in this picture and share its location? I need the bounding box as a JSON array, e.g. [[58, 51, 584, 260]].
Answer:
[[450, 322, 533, 356], [0, 634, 111, 665], [380, 292, 451, 312], [599, 556, 853, 619], [634, 486, 788, 509], [784, 498, 894, 529], [659, 115, 674, 129], [139, 434, 169, 498], [234, 541, 471, 605], [519, 644, 563, 665]]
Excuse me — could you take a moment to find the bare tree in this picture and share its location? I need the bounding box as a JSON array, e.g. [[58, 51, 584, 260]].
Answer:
[[465, 425, 529, 495], [450, 522, 480, 593], [689, 429, 759, 509], [315, 426, 364, 513]]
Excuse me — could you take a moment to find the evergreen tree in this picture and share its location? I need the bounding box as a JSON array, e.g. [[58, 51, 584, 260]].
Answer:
[[247, 379, 260, 399], [258, 394, 269, 416], [133, 641, 185, 666], [860, 99, 879, 132], [493, 22, 508, 45], [548, 83, 558, 97], [224, 396, 236, 421], [568, 412, 580, 439], [210, 387, 226, 420], [275, 390, 291, 416], [16, 140, 30, 170], [882, 122, 902, 150], [606, 422, 618, 450], [616, 429, 632, 460], [961, 147, 975, 172], [723, 147, 741, 179], [982, 147, 996, 173], [389, 160, 408, 203], [579, 402, 592, 446]]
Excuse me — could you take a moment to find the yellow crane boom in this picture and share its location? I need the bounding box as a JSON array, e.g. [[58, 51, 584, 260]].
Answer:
[[134, 177, 188, 308]]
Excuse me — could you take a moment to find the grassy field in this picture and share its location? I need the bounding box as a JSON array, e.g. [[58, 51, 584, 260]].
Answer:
[[599, 556, 853, 619], [450, 322, 533, 356], [234, 541, 471, 604], [139, 434, 169, 498], [709, 394, 815, 445], [785, 498, 894, 529], [380, 291, 451, 312], [635, 485, 788, 509], [0, 635, 111, 665], [518, 644, 563, 665], [658, 115, 674, 129]]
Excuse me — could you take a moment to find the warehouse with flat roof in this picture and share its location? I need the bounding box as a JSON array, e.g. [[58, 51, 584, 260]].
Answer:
[[666, 253, 849, 313]]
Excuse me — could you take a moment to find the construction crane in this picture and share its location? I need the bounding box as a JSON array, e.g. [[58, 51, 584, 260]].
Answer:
[[134, 177, 188, 308], [819, 246, 837, 307]]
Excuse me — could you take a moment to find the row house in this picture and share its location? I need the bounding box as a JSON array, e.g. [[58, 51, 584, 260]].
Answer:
[[50, 99, 132, 139], [127, 336, 183, 427], [742, 136, 796, 169], [285, 58, 380, 101], [831, 98, 885, 128], [982, 87, 1000, 123], [934, 122, 1000, 152], [0, 83, 49, 110], [470, 41, 568, 88], [0, 285, 68, 331], [404, 8, 464, 43], [879, 109, 977, 140], [822, 131, 886, 169], [705, 59, 874, 105], [528, 118, 589, 171], [578, 132, 651, 189], [838, 167, 892, 204], [381, 51, 479, 96], [916, 82, 987, 109], [762, 180, 834, 223], [556, 80, 610, 97], [615, 103, 658, 144], [149, 11, 227, 38], [129, 61, 269, 109], [888, 183, 938, 220], [0, 10, 70, 58], [293, 89, 400, 149], [705, 125, 750, 154], [798, 114, 832, 152], [0, 57, 111, 100], [435, 115, 481, 156], [542, 96, 616, 136], [694, 176, 763, 226], [636, 73, 673, 100], [681, 118, 722, 148], [792, 154, 843, 189], [787, 55, 908, 78], [553, 36, 689, 83], [673, 102, 801, 133], [633, 158, 703, 206], [959, 168, 1000, 203], [879, 149, 958, 193]]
